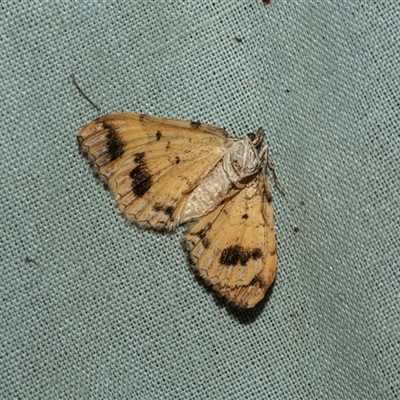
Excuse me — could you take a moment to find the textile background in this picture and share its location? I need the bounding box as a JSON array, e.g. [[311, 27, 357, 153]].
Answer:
[[1, 1, 399, 398]]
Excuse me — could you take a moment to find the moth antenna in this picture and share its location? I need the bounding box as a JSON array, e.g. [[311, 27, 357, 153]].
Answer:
[[71, 73, 101, 112]]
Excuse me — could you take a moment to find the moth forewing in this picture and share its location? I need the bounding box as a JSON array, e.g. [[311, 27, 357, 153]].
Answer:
[[78, 113, 230, 230]]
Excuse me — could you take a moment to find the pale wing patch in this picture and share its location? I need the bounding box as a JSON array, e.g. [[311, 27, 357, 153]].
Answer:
[[78, 113, 228, 230], [185, 174, 272, 288]]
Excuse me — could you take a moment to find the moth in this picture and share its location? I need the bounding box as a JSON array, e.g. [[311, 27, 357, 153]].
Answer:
[[78, 113, 281, 308]]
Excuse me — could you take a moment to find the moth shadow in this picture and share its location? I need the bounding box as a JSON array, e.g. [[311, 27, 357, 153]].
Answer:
[[224, 286, 274, 324], [191, 268, 274, 325]]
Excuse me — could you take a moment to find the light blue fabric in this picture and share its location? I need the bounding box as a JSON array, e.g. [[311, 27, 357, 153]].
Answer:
[[1, 1, 398, 398]]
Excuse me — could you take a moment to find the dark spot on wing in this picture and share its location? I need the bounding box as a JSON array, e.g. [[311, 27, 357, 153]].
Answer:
[[251, 248, 262, 259], [156, 130, 162, 141], [139, 114, 146, 122], [152, 203, 163, 212], [152, 202, 174, 216], [130, 152, 152, 197], [175, 156, 180, 164], [164, 206, 174, 216], [190, 121, 201, 129], [166, 141, 171, 151], [194, 227, 211, 249], [196, 226, 209, 239], [130, 167, 151, 197], [103, 124, 125, 161], [242, 213, 248, 219], [219, 245, 262, 266], [134, 152, 145, 163], [201, 237, 210, 249]]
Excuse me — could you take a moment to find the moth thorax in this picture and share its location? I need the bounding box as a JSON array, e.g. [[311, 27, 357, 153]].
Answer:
[[223, 137, 260, 187]]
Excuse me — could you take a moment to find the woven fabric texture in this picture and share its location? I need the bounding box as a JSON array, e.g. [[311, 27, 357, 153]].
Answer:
[[1, 1, 399, 399]]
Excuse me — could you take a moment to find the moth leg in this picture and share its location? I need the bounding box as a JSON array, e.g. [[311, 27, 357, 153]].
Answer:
[[260, 145, 285, 194]]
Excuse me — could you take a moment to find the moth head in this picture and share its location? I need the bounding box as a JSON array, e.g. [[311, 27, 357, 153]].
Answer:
[[224, 129, 263, 187]]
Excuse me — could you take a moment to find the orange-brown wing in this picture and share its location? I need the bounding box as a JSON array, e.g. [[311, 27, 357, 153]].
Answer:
[[78, 113, 229, 230], [185, 169, 277, 308]]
